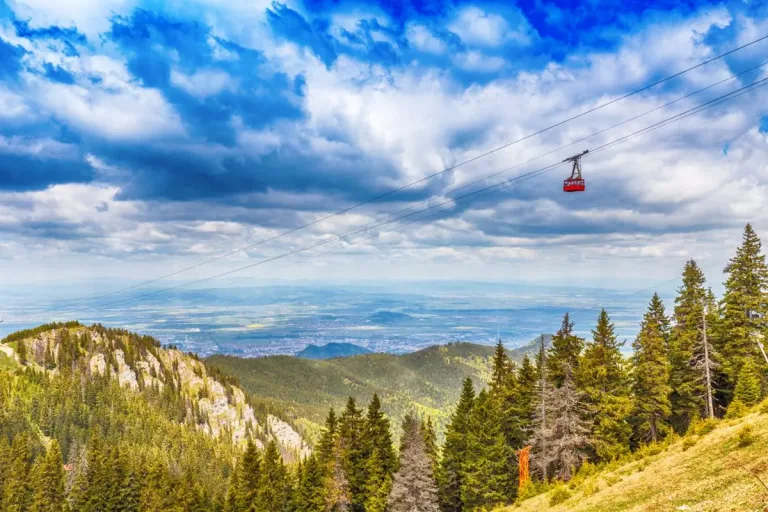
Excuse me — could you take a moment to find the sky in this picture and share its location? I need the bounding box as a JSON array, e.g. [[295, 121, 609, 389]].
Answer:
[[1, 0, 768, 304]]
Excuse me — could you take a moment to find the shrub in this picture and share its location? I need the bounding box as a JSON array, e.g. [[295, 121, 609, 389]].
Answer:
[[582, 480, 600, 497], [736, 425, 754, 448], [549, 484, 572, 506], [695, 418, 718, 436], [726, 399, 748, 420], [682, 436, 698, 451], [516, 480, 540, 502], [760, 399, 768, 415]]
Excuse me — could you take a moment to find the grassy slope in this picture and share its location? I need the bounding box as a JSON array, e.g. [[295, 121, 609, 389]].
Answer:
[[207, 339, 546, 441], [504, 406, 768, 512]]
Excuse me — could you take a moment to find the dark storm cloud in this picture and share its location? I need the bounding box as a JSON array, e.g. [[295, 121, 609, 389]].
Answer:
[[0, 152, 94, 191]]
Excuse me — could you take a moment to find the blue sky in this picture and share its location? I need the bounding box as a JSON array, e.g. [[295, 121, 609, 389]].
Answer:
[[0, 0, 768, 297]]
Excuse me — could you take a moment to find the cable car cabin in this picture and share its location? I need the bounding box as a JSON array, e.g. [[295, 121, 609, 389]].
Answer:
[[563, 178, 585, 192], [562, 149, 588, 193]]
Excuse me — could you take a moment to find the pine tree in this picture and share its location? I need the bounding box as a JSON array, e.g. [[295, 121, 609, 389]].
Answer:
[[420, 418, 439, 476], [437, 377, 474, 512], [578, 309, 632, 462], [489, 338, 525, 496], [460, 390, 513, 510], [4, 434, 33, 512], [256, 441, 292, 512], [30, 440, 66, 512], [515, 354, 538, 440], [668, 260, 709, 433], [294, 454, 326, 512], [720, 223, 768, 396], [364, 394, 396, 477], [490, 338, 512, 394], [547, 314, 585, 387], [632, 294, 672, 444], [387, 415, 440, 512], [237, 439, 261, 510], [363, 447, 391, 512], [338, 397, 366, 510], [734, 358, 762, 406], [318, 408, 338, 466]]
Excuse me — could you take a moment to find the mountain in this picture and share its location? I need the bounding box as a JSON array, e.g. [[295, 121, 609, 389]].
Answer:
[[295, 342, 373, 359], [207, 335, 550, 443], [0, 322, 308, 459], [501, 403, 768, 511]]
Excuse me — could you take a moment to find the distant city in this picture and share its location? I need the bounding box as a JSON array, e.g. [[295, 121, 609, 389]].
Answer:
[[0, 281, 676, 357]]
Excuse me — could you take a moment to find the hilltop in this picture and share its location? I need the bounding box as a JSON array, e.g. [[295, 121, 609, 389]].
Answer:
[[207, 335, 550, 442], [295, 342, 373, 359], [501, 403, 768, 512]]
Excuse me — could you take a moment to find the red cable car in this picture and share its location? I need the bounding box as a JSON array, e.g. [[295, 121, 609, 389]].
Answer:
[[563, 150, 588, 192]]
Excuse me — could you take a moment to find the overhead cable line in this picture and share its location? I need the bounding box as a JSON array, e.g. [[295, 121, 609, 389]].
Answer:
[[47, 76, 768, 319], [46, 34, 768, 312]]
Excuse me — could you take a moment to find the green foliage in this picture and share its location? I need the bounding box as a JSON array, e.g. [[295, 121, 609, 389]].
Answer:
[[0, 322, 82, 345], [719, 224, 768, 394], [681, 436, 697, 451], [460, 389, 514, 510], [736, 425, 754, 447], [632, 293, 672, 444], [294, 455, 326, 512], [437, 378, 475, 512], [734, 358, 762, 407], [547, 313, 584, 388], [725, 399, 748, 420], [668, 260, 712, 433], [578, 309, 632, 462], [548, 484, 572, 506]]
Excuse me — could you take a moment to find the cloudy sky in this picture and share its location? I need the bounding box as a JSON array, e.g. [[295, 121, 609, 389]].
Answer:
[[1, 0, 768, 298]]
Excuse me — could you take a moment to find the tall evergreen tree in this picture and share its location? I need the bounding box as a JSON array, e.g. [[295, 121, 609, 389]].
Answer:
[[364, 394, 396, 476], [237, 439, 261, 510], [719, 223, 768, 395], [318, 408, 338, 466], [256, 441, 292, 512], [363, 447, 392, 512], [437, 377, 474, 512], [460, 390, 513, 510], [3, 434, 32, 512], [669, 260, 710, 433], [388, 415, 440, 512], [578, 309, 631, 462], [632, 294, 672, 444], [490, 338, 512, 394], [324, 441, 352, 512], [294, 454, 326, 512], [338, 397, 366, 510], [547, 314, 585, 387], [420, 418, 439, 476], [31, 440, 66, 512]]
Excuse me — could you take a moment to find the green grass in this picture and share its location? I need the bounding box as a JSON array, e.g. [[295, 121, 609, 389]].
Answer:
[[502, 403, 768, 512]]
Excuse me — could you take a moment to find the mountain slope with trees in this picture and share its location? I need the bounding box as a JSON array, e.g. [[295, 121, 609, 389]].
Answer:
[[207, 337, 549, 442]]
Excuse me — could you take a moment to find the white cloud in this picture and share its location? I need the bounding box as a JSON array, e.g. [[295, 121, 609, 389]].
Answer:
[[170, 68, 236, 98], [405, 24, 446, 54], [450, 6, 534, 47], [35, 80, 185, 141]]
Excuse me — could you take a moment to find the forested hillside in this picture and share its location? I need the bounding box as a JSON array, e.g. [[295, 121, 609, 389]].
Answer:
[[0, 322, 308, 510], [207, 337, 547, 441]]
